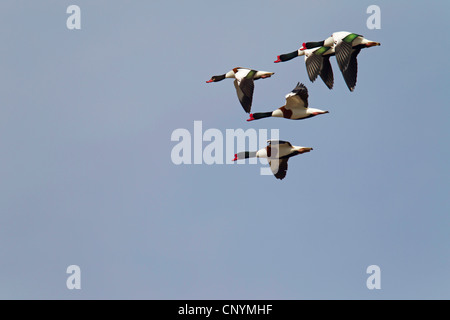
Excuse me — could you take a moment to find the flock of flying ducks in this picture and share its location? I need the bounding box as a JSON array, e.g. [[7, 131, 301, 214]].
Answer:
[[206, 31, 380, 180]]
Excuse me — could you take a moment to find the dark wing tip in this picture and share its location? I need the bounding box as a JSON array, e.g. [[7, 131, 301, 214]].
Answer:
[[274, 160, 288, 180], [290, 82, 309, 106], [237, 77, 255, 113], [239, 95, 252, 113], [335, 40, 353, 73], [292, 82, 308, 92], [320, 55, 334, 90], [305, 53, 323, 83], [341, 48, 360, 92]]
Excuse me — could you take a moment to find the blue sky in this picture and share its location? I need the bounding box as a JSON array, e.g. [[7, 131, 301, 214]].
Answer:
[[0, 0, 448, 299]]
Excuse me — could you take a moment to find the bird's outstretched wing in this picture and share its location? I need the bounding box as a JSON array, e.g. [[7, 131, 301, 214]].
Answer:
[[305, 51, 323, 83], [320, 55, 334, 90], [335, 33, 361, 74], [269, 158, 289, 180], [234, 69, 256, 113], [285, 82, 309, 109], [267, 141, 294, 180], [341, 47, 361, 92]]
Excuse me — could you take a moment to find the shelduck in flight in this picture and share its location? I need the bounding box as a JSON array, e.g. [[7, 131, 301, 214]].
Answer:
[[316, 31, 380, 91], [247, 82, 329, 122], [233, 140, 313, 180], [274, 42, 336, 90], [275, 32, 380, 91], [206, 67, 274, 113]]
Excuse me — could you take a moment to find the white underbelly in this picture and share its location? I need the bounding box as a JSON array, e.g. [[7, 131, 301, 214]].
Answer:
[[272, 108, 309, 119], [291, 108, 309, 119]]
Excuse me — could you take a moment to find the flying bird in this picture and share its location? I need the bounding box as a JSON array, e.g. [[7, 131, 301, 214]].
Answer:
[[247, 82, 329, 122], [274, 42, 336, 89], [206, 67, 274, 113], [275, 32, 380, 91], [321, 31, 380, 91], [233, 140, 313, 180]]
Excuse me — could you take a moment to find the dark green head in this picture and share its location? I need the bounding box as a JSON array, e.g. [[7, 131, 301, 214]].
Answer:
[[206, 74, 226, 83], [300, 41, 325, 51]]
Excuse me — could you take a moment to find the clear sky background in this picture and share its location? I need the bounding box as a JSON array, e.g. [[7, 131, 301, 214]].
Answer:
[[0, 1, 448, 299]]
